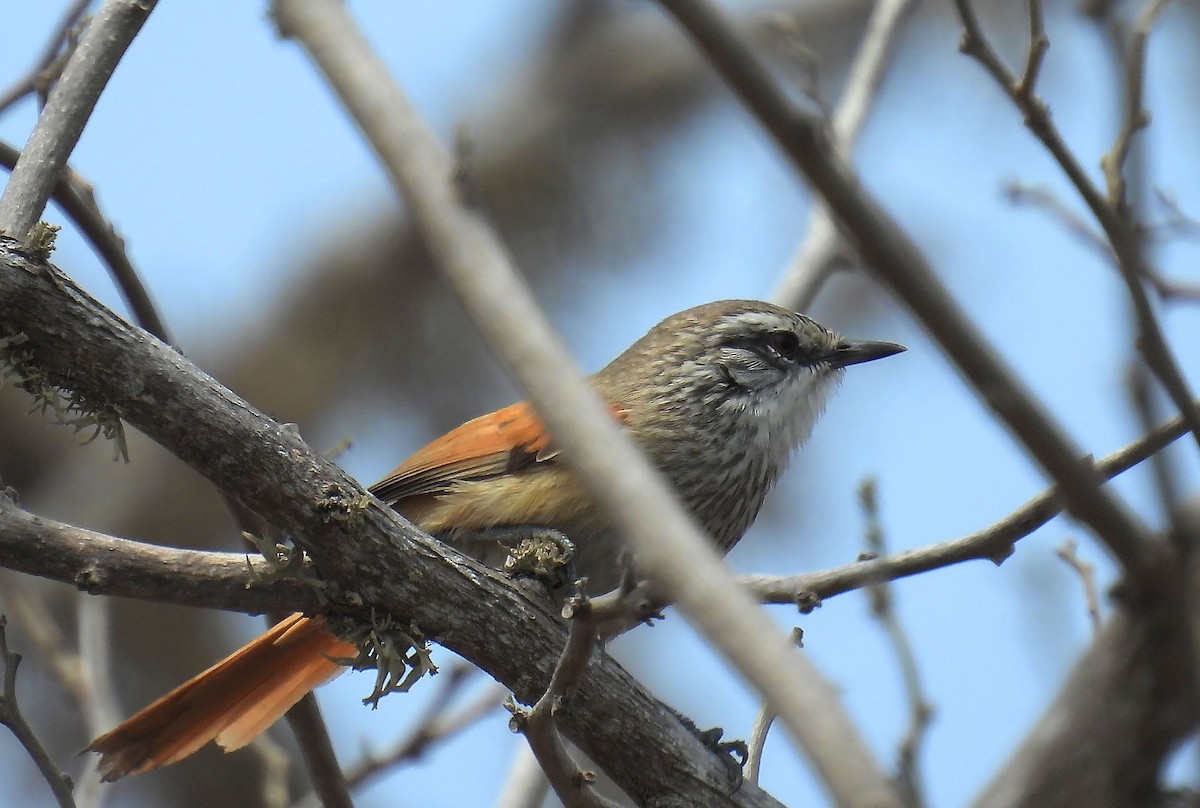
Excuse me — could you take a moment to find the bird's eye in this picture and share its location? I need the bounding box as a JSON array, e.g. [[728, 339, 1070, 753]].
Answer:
[[764, 330, 802, 362]]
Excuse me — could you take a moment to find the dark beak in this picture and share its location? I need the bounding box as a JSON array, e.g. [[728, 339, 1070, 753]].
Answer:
[[827, 339, 906, 368]]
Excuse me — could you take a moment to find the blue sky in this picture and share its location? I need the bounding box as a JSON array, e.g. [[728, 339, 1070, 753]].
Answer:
[[3, 2, 1200, 807]]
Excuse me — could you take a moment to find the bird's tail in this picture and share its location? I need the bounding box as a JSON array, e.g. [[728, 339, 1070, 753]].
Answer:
[[86, 613, 355, 780]]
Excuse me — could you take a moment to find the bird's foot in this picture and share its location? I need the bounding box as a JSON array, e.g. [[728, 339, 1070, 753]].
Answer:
[[500, 527, 581, 599], [671, 708, 747, 791]]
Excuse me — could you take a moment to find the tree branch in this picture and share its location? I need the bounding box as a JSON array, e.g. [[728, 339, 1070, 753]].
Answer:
[[0, 491, 321, 614], [0, 139, 170, 343], [0, 0, 157, 240], [0, 615, 78, 808], [954, 0, 1200, 461], [269, 2, 898, 806], [654, 0, 1172, 597], [745, 402, 1192, 605], [0, 241, 784, 808], [0, 0, 91, 117], [775, 0, 916, 311]]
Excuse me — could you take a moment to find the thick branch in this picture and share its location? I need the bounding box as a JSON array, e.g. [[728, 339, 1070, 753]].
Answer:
[[270, 2, 897, 807], [972, 610, 1196, 808], [0, 242, 782, 808], [0, 491, 321, 614]]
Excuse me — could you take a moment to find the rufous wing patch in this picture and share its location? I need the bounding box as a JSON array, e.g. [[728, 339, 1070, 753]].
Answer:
[[369, 400, 628, 506]]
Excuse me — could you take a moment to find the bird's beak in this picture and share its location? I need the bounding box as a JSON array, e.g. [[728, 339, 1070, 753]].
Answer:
[[826, 339, 906, 368]]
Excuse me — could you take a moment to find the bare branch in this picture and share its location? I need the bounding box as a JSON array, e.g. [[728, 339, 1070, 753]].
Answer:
[[495, 744, 553, 808], [0, 140, 170, 342], [656, 0, 1167, 596], [511, 587, 662, 808], [745, 627, 804, 786], [251, 734, 290, 808], [954, 0, 1200, 463], [340, 671, 503, 791], [0, 577, 87, 703], [270, 2, 898, 805], [745, 402, 1193, 605], [1013, 0, 1049, 104], [1127, 363, 1184, 526], [73, 596, 120, 808], [0, 615, 78, 808], [1055, 539, 1102, 635], [0, 0, 157, 240], [0, 492, 324, 615], [1004, 182, 1112, 260], [511, 615, 625, 808], [1100, 0, 1171, 211], [0, 0, 91, 117], [859, 479, 932, 808], [282, 694, 352, 808], [1006, 181, 1200, 304], [0, 244, 786, 808], [775, 0, 916, 310]]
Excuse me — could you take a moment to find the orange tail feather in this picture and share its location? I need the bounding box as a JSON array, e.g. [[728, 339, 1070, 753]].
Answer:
[[87, 614, 356, 780]]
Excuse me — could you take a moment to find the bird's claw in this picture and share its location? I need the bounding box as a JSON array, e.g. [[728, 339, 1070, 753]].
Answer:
[[672, 711, 747, 791]]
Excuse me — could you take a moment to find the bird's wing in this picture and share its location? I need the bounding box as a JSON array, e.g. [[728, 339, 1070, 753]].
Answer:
[[368, 400, 628, 505]]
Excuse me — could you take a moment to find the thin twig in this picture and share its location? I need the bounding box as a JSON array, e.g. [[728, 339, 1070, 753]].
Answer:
[[1005, 181, 1200, 303], [0, 615, 78, 808], [954, 0, 1200, 461], [0, 140, 171, 342], [1100, 0, 1171, 211], [252, 733, 291, 808], [280, 694, 352, 808], [343, 682, 504, 790], [1128, 363, 1183, 527], [256, 530, 352, 808], [1055, 539, 1102, 635], [293, 662, 499, 808], [73, 596, 120, 808], [509, 589, 645, 808], [495, 743, 552, 808], [775, 0, 916, 310], [744, 627, 804, 785], [0, 0, 91, 117], [658, 0, 1165, 598], [859, 479, 932, 808], [0, 0, 157, 240], [271, 3, 899, 806], [1012, 0, 1049, 104], [0, 578, 87, 704], [745, 403, 1193, 605], [0, 577, 114, 808], [1004, 183, 1112, 259]]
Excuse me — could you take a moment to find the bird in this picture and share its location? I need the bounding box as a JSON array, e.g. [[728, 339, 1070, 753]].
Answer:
[[86, 299, 904, 780]]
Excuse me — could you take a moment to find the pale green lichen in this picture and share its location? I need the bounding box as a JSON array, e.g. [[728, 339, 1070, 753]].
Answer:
[[0, 332, 128, 461], [26, 222, 60, 261], [316, 483, 372, 526], [330, 610, 437, 707]]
